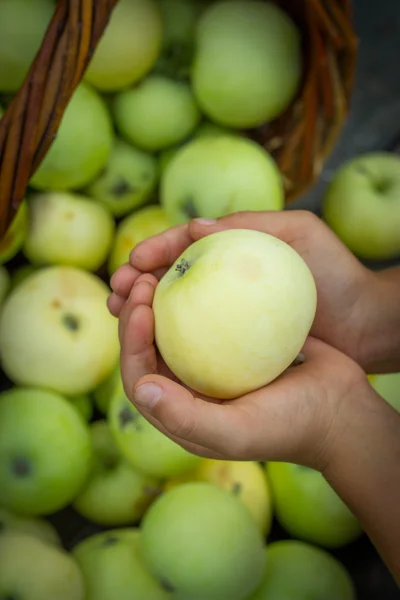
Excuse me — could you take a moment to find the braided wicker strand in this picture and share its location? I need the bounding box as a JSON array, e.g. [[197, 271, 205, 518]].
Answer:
[[0, 0, 118, 238]]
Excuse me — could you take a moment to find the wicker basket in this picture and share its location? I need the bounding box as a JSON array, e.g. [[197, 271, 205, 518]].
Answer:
[[0, 0, 357, 240]]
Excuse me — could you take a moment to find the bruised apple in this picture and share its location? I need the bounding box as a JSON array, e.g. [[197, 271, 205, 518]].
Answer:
[[153, 229, 317, 399]]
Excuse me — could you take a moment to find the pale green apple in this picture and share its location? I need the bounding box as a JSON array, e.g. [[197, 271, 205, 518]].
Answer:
[[322, 153, 400, 260], [113, 74, 201, 152], [108, 205, 173, 274], [86, 139, 159, 218], [92, 361, 121, 414], [266, 462, 362, 548], [250, 540, 355, 600], [73, 528, 170, 600], [0, 387, 92, 516], [140, 482, 266, 600], [0, 265, 10, 310], [109, 382, 201, 478], [153, 229, 316, 399], [0, 507, 61, 546], [10, 264, 39, 290], [0, 0, 55, 92], [0, 266, 119, 396], [23, 192, 115, 271], [370, 372, 400, 412], [0, 532, 84, 600], [84, 0, 163, 92], [68, 394, 94, 423], [192, 1, 302, 128], [161, 135, 284, 224], [30, 83, 113, 191], [73, 420, 162, 526], [0, 199, 28, 264]]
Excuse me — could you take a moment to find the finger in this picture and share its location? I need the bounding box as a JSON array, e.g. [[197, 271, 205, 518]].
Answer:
[[130, 224, 192, 272], [110, 263, 142, 297], [118, 274, 157, 346], [107, 292, 125, 317]]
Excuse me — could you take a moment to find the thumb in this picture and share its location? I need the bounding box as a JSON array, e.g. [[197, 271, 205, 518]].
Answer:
[[131, 374, 251, 457]]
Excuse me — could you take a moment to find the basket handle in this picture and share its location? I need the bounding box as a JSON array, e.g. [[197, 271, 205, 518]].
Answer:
[[0, 0, 119, 239]]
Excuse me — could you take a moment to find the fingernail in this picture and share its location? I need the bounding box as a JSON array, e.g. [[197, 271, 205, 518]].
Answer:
[[134, 383, 163, 410], [193, 218, 216, 225]]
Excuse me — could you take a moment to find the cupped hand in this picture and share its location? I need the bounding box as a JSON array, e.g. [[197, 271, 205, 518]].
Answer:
[[116, 270, 369, 472], [108, 211, 375, 370]]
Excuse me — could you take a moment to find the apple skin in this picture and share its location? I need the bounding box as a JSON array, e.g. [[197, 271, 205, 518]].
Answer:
[[0, 0, 55, 92], [266, 462, 362, 548], [370, 372, 400, 413], [140, 481, 266, 600], [72, 528, 171, 600], [192, 1, 302, 128], [10, 264, 39, 291], [0, 199, 28, 265], [108, 205, 173, 275], [0, 387, 92, 516], [0, 532, 85, 600], [86, 138, 159, 218], [30, 83, 113, 191], [0, 507, 61, 547], [68, 394, 94, 423], [0, 265, 10, 310], [322, 153, 400, 261], [0, 266, 119, 396], [108, 381, 201, 478], [250, 540, 355, 600], [92, 361, 121, 414], [84, 0, 163, 92], [161, 135, 284, 224], [73, 420, 162, 526], [153, 229, 316, 399], [23, 192, 115, 271], [113, 74, 201, 152]]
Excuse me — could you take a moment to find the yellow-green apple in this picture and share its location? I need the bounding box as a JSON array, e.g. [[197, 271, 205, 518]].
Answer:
[[140, 482, 265, 599], [72, 528, 170, 600], [0, 532, 84, 600], [0, 507, 61, 546], [153, 229, 316, 399], [370, 372, 400, 412], [266, 462, 362, 548], [23, 192, 115, 271], [10, 264, 39, 291], [92, 361, 121, 414], [68, 394, 94, 423], [113, 74, 201, 151], [0, 0, 55, 92], [0, 200, 28, 264], [0, 387, 92, 516], [84, 0, 163, 92], [250, 540, 355, 600], [322, 153, 400, 260], [73, 420, 162, 526], [86, 138, 159, 218], [192, 1, 302, 128], [108, 205, 172, 274], [0, 265, 10, 310], [30, 83, 113, 191], [109, 382, 201, 478], [0, 266, 119, 396], [161, 135, 284, 224]]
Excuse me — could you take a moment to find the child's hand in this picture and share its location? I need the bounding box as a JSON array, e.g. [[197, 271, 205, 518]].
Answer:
[[117, 270, 369, 471]]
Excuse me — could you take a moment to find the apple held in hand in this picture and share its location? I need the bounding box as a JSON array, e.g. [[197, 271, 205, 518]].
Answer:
[[73, 528, 171, 600], [30, 83, 113, 191], [0, 266, 119, 396], [322, 153, 400, 261], [0, 532, 84, 600], [161, 135, 284, 224], [23, 192, 115, 271], [250, 540, 355, 600], [84, 0, 163, 92], [153, 229, 317, 399], [73, 420, 162, 526], [0, 507, 61, 547], [266, 462, 362, 548], [370, 372, 400, 413], [86, 139, 159, 218], [192, 0, 303, 128], [0, 387, 92, 516], [113, 74, 201, 152], [140, 482, 266, 600], [0, 199, 28, 265]]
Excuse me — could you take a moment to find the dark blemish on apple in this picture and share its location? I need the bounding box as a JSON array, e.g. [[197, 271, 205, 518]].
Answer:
[[62, 313, 80, 332], [11, 457, 32, 477], [182, 197, 198, 219], [64, 211, 75, 221], [110, 177, 136, 198], [175, 258, 191, 277], [160, 578, 176, 593], [51, 299, 61, 309], [102, 534, 120, 547], [232, 482, 242, 496], [118, 403, 142, 431]]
